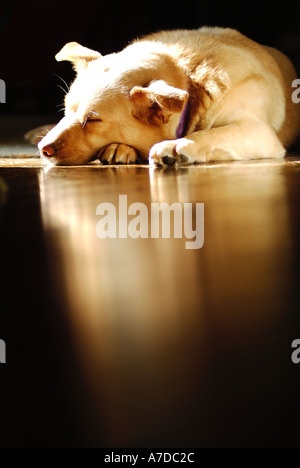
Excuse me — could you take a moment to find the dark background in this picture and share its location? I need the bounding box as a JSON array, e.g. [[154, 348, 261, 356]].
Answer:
[[1, 0, 300, 117]]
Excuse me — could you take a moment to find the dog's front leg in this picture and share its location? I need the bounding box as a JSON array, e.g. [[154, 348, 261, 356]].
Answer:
[[98, 144, 139, 164], [149, 119, 286, 166]]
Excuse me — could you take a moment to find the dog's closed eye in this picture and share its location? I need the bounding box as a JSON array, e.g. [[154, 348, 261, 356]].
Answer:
[[83, 112, 103, 127], [86, 117, 103, 123]]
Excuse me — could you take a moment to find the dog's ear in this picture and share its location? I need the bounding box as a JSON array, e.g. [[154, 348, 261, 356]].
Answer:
[[55, 42, 102, 72], [130, 80, 188, 125]]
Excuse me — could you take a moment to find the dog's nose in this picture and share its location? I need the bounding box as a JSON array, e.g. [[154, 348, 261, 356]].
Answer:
[[41, 144, 56, 158]]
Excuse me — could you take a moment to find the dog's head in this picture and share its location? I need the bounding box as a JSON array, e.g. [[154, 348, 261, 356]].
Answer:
[[38, 41, 188, 165]]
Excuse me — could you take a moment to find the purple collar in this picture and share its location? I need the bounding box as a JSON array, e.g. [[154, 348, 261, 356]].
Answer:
[[176, 98, 190, 139]]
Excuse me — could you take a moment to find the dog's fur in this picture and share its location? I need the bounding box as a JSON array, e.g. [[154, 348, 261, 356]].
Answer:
[[35, 27, 300, 166]]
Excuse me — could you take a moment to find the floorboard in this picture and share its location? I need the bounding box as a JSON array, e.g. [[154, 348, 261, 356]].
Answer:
[[0, 153, 300, 447]]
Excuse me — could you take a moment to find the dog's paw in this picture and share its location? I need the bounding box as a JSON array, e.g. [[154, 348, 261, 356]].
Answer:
[[149, 138, 199, 167], [25, 124, 56, 146], [98, 144, 138, 164]]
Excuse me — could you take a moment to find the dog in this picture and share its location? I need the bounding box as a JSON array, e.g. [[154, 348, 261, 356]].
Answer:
[[33, 27, 300, 166]]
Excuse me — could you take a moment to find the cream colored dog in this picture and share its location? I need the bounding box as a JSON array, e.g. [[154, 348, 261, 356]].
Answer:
[[36, 27, 300, 166]]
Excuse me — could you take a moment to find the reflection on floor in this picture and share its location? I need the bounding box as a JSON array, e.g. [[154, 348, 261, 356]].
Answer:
[[0, 154, 300, 447]]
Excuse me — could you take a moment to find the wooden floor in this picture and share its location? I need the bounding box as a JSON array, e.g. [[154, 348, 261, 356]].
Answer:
[[0, 155, 300, 447]]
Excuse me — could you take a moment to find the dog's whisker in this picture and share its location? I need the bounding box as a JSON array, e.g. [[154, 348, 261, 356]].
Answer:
[[57, 84, 68, 95], [36, 129, 51, 138], [53, 73, 70, 92]]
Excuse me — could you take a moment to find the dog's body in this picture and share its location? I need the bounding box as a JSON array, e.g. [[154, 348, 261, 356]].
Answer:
[[36, 27, 300, 166]]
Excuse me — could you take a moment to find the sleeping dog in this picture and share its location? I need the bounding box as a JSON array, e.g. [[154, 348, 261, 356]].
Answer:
[[34, 27, 300, 166]]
